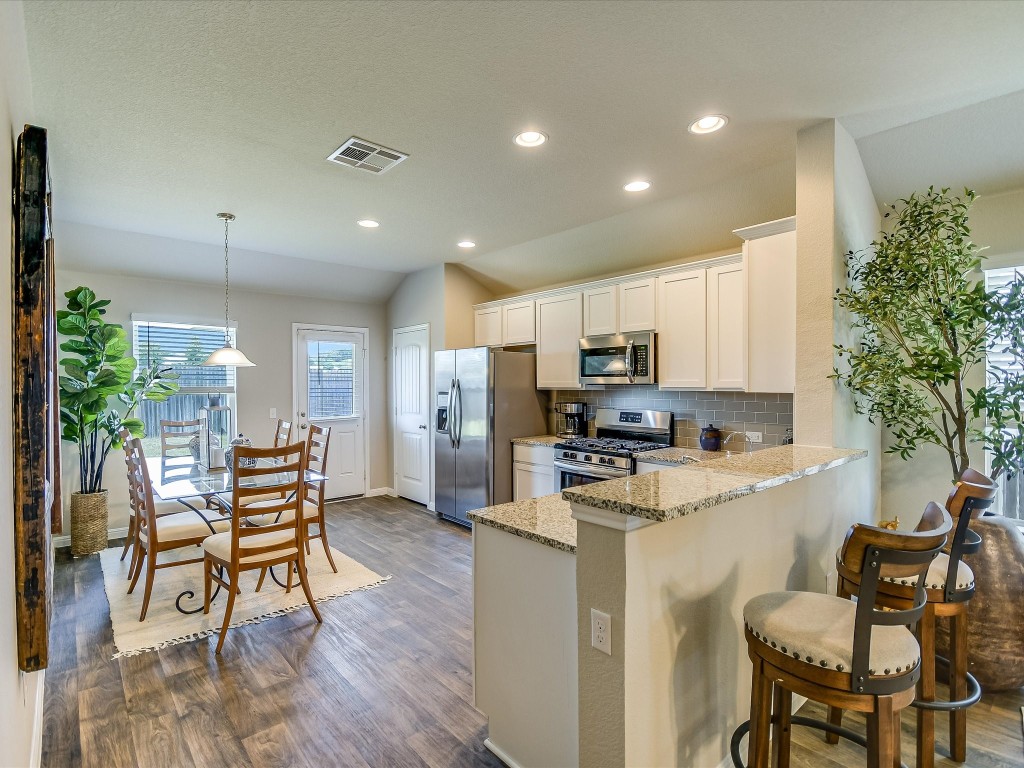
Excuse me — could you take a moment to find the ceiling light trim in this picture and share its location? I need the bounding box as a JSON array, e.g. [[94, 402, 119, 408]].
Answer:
[[688, 114, 729, 134]]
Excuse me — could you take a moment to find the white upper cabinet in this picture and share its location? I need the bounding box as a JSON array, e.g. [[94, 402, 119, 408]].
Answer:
[[502, 300, 536, 345], [583, 286, 618, 337], [618, 278, 657, 332], [707, 262, 747, 390], [656, 269, 707, 388], [734, 217, 796, 393], [535, 292, 583, 389], [474, 307, 503, 347]]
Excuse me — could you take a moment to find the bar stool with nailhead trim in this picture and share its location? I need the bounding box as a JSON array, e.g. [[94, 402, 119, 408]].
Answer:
[[731, 503, 952, 768], [830, 469, 997, 767]]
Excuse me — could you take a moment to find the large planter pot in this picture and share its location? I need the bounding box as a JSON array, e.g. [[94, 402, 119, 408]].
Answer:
[[70, 490, 109, 556], [935, 515, 1024, 691]]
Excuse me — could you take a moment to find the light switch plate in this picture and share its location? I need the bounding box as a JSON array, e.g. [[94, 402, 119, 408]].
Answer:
[[269, 407, 277, 419]]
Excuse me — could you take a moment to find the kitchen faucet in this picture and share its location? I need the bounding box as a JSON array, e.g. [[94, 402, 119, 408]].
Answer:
[[722, 431, 752, 453]]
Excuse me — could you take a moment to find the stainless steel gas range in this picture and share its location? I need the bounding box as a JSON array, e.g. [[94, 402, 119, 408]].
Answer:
[[553, 407, 675, 492]]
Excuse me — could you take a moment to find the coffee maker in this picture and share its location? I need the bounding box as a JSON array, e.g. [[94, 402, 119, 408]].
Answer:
[[555, 401, 587, 438]]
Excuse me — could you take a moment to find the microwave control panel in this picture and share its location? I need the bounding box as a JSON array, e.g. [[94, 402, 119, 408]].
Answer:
[[634, 345, 649, 376]]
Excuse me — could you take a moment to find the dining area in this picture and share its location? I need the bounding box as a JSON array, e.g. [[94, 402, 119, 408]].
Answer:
[[103, 417, 385, 656]]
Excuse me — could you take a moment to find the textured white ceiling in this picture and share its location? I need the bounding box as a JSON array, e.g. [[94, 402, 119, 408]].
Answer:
[[22, 0, 1024, 295]]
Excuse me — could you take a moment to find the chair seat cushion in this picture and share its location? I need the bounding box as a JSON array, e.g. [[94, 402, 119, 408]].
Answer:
[[203, 529, 298, 565], [140, 510, 231, 544], [881, 552, 974, 591], [743, 591, 920, 676], [131, 500, 188, 519], [243, 499, 319, 527]]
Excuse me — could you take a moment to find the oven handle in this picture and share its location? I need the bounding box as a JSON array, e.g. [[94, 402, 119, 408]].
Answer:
[[553, 459, 629, 480], [625, 339, 635, 384]]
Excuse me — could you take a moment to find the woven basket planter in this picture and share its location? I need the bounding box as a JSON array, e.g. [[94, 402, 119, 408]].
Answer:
[[70, 490, 109, 556]]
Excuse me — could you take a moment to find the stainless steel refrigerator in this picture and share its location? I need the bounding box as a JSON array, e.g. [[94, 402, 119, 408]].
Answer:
[[434, 347, 549, 526]]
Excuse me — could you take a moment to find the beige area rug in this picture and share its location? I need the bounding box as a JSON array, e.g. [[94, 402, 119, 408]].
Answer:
[[99, 542, 389, 658]]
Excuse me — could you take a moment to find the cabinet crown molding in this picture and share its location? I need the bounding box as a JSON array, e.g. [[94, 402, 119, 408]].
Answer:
[[474, 252, 741, 311], [733, 215, 796, 241]]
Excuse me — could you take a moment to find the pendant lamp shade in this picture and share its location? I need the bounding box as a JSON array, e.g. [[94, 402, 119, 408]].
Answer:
[[203, 212, 255, 367]]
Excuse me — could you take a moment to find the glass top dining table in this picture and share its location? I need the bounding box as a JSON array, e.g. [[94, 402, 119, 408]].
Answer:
[[147, 455, 327, 506]]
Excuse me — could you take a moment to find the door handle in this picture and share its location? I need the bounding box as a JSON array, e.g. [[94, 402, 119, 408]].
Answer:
[[418, 424, 427, 430], [300, 423, 308, 430], [454, 379, 463, 449], [447, 379, 456, 448], [625, 339, 635, 384], [299, 411, 306, 418]]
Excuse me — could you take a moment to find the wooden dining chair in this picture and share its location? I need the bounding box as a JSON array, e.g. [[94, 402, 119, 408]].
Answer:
[[273, 418, 293, 447], [117, 428, 191, 578], [202, 441, 322, 654], [160, 418, 202, 458], [244, 423, 338, 574], [125, 437, 231, 621]]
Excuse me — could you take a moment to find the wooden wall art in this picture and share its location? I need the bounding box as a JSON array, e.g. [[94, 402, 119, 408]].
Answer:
[[13, 124, 59, 673]]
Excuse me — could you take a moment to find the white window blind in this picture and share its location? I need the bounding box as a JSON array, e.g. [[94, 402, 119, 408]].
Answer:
[[986, 267, 1024, 394], [305, 338, 361, 418], [132, 320, 237, 394]]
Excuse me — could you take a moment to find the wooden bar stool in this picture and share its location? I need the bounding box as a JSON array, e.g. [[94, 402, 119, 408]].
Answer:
[[831, 469, 997, 767], [731, 503, 952, 768]]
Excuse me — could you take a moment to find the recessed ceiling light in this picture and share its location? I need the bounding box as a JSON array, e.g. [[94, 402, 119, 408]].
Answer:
[[513, 130, 547, 148], [357, 219, 380, 228], [458, 240, 476, 248], [688, 114, 728, 134], [623, 180, 651, 192]]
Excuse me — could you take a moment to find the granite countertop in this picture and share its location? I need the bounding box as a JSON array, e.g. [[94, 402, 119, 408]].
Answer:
[[468, 493, 576, 553], [562, 445, 866, 522], [636, 446, 718, 464], [511, 435, 562, 448]]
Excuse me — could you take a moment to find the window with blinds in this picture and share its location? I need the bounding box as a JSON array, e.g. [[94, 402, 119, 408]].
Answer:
[[305, 338, 360, 418], [985, 265, 1023, 522], [132, 319, 237, 393], [131, 319, 239, 448]]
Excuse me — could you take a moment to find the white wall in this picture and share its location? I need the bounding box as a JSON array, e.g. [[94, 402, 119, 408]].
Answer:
[[0, 3, 46, 766], [55, 268, 390, 534]]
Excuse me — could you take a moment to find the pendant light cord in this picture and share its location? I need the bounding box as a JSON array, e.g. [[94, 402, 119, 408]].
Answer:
[[222, 215, 231, 345]]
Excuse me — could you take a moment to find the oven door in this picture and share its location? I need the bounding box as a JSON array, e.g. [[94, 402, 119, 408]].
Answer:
[[579, 333, 655, 385], [553, 459, 628, 493]]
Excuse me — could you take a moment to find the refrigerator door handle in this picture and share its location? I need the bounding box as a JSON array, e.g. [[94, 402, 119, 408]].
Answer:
[[454, 378, 464, 448], [447, 379, 456, 448]]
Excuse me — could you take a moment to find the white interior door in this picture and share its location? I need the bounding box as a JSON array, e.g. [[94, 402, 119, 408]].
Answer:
[[393, 325, 430, 504], [295, 327, 366, 499]]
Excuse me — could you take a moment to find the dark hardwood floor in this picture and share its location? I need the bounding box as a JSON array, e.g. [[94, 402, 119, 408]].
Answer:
[[42, 496, 503, 768], [43, 495, 1023, 767]]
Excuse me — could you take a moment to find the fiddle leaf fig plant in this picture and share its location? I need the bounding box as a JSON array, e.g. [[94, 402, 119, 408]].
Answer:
[[832, 187, 1024, 483], [57, 286, 180, 494]]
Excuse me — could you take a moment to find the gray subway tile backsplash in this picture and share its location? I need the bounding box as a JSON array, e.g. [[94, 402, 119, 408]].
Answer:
[[551, 385, 794, 449]]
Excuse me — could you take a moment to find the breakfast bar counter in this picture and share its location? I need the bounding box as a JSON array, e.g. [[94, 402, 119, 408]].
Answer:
[[471, 442, 872, 767]]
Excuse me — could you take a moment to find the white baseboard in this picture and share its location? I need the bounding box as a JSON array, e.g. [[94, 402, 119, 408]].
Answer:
[[29, 669, 45, 768], [53, 525, 129, 551], [427, 501, 435, 512], [365, 487, 396, 498], [483, 738, 523, 768]]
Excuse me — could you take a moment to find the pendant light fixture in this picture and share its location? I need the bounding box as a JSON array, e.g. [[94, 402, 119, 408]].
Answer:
[[203, 213, 255, 367]]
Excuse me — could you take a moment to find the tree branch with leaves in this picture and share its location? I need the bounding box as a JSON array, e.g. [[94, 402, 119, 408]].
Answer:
[[832, 187, 1024, 483]]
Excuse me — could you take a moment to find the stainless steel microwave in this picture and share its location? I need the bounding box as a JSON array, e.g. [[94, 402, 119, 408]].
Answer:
[[579, 332, 655, 385]]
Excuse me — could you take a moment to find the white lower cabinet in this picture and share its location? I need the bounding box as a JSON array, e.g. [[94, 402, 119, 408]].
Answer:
[[512, 444, 555, 501], [535, 292, 583, 389]]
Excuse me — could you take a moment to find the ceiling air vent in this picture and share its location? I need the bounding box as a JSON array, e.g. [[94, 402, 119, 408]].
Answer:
[[326, 137, 408, 175]]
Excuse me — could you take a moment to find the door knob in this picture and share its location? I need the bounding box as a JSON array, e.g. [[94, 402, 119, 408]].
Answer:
[[418, 424, 427, 430], [299, 411, 306, 417], [300, 423, 308, 429]]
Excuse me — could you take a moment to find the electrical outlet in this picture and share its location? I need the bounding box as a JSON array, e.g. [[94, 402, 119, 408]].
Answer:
[[825, 570, 835, 596], [269, 407, 277, 419], [591, 608, 611, 655], [746, 431, 763, 443]]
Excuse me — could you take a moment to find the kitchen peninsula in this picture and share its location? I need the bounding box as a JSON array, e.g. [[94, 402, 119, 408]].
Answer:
[[470, 444, 867, 768]]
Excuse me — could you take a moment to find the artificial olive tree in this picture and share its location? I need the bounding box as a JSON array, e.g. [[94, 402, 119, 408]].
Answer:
[[833, 187, 1023, 482]]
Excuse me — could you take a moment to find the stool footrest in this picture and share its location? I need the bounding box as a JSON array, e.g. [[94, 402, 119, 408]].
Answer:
[[729, 716, 909, 768], [910, 654, 981, 711]]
